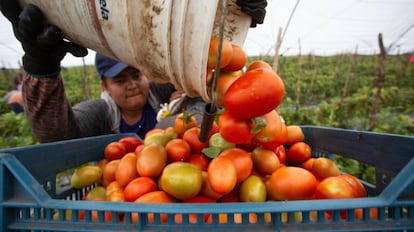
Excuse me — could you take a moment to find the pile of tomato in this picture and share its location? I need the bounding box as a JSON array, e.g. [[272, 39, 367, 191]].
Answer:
[[69, 37, 375, 223]]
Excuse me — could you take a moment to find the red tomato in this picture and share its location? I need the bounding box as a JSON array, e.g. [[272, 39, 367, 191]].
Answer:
[[218, 110, 254, 144], [123, 177, 157, 202], [118, 137, 143, 153], [286, 142, 312, 165], [224, 68, 285, 119], [274, 145, 286, 164], [104, 142, 127, 161], [314, 176, 356, 199], [182, 127, 209, 154], [188, 153, 210, 171], [254, 110, 288, 150], [338, 174, 367, 198]]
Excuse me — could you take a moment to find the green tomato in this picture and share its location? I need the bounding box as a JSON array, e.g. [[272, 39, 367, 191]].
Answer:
[[239, 175, 266, 202]]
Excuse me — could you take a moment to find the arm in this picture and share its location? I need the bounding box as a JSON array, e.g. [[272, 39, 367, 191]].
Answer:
[[23, 73, 114, 143]]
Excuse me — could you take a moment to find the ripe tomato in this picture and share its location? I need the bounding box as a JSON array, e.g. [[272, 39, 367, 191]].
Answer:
[[286, 142, 312, 165], [246, 60, 272, 72], [115, 153, 138, 187], [215, 72, 240, 107], [165, 138, 191, 162], [207, 36, 233, 69], [338, 174, 367, 198], [274, 145, 286, 164], [254, 110, 288, 150], [219, 148, 253, 183], [123, 177, 157, 202], [314, 176, 356, 199], [135, 191, 177, 223], [200, 171, 223, 200], [208, 156, 237, 195], [310, 157, 341, 181], [285, 125, 305, 145], [136, 143, 167, 178], [102, 159, 120, 186], [218, 109, 254, 144], [267, 166, 318, 201], [251, 146, 280, 175], [182, 127, 209, 154], [174, 112, 199, 137], [222, 44, 247, 72], [104, 142, 127, 161], [118, 137, 143, 153], [224, 68, 285, 119], [188, 153, 210, 171]]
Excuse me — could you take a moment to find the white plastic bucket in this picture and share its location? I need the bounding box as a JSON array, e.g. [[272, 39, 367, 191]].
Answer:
[[18, 0, 251, 101]]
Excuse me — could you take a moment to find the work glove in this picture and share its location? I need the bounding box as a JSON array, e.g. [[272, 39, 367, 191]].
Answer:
[[0, 2, 87, 77], [236, 0, 267, 27]]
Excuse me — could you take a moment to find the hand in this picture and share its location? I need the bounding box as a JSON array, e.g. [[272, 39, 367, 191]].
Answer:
[[236, 0, 267, 27], [0, 2, 88, 77]]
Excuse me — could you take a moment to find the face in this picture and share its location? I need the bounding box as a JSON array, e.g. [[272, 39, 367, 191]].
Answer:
[[101, 67, 150, 112]]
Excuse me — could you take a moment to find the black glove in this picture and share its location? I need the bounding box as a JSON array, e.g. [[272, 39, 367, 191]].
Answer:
[[0, 2, 87, 77], [236, 0, 267, 28]]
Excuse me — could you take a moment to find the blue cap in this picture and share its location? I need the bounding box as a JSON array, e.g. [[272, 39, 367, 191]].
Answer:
[[95, 53, 129, 79]]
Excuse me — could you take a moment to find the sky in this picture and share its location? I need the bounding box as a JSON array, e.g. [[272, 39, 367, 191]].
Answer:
[[1, 0, 413, 68]]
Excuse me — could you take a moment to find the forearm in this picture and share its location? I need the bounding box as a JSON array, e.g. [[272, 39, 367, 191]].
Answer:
[[23, 73, 82, 143]]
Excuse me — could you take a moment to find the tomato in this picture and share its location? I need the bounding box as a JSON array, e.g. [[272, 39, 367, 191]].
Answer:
[[246, 60, 272, 72], [200, 171, 223, 200], [70, 165, 102, 189], [118, 137, 143, 153], [104, 142, 127, 161], [310, 157, 341, 181], [207, 156, 237, 195], [123, 177, 157, 202], [174, 112, 199, 137], [224, 68, 285, 119], [285, 125, 305, 145], [222, 44, 248, 72], [218, 109, 254, 144], [274, 145, 286, 164], [165, 138, 191, 162], [286, 142, 312, 165], [338, 174, 367, 198], [208, 132, 235, 154], [102, 159, 120, 186], [183, 127, 209, 154], [177, 195, 216, 224], [219, 147, 253, 183], [251, 146, 280, 175], [115, 153, 138, 187], [84, 186, 107, 201], [207, 36, 233, 69], [254, 110, 288, 150], [215, 72, 241, 107], [239, 175, 267, 202], [314, 176, 356, 199], [267, 166, 318, 201], [136, 143, 167, 178], [160, 162, 203, 200], [188, 153, 210, 171], [135, 191, 177, 223]]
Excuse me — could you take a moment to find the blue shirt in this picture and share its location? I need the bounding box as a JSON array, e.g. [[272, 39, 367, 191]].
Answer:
[[119, 102, 157, 139]]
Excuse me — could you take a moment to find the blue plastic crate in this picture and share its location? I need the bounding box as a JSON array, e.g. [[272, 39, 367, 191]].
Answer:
[[1, 126, 413, 231]]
